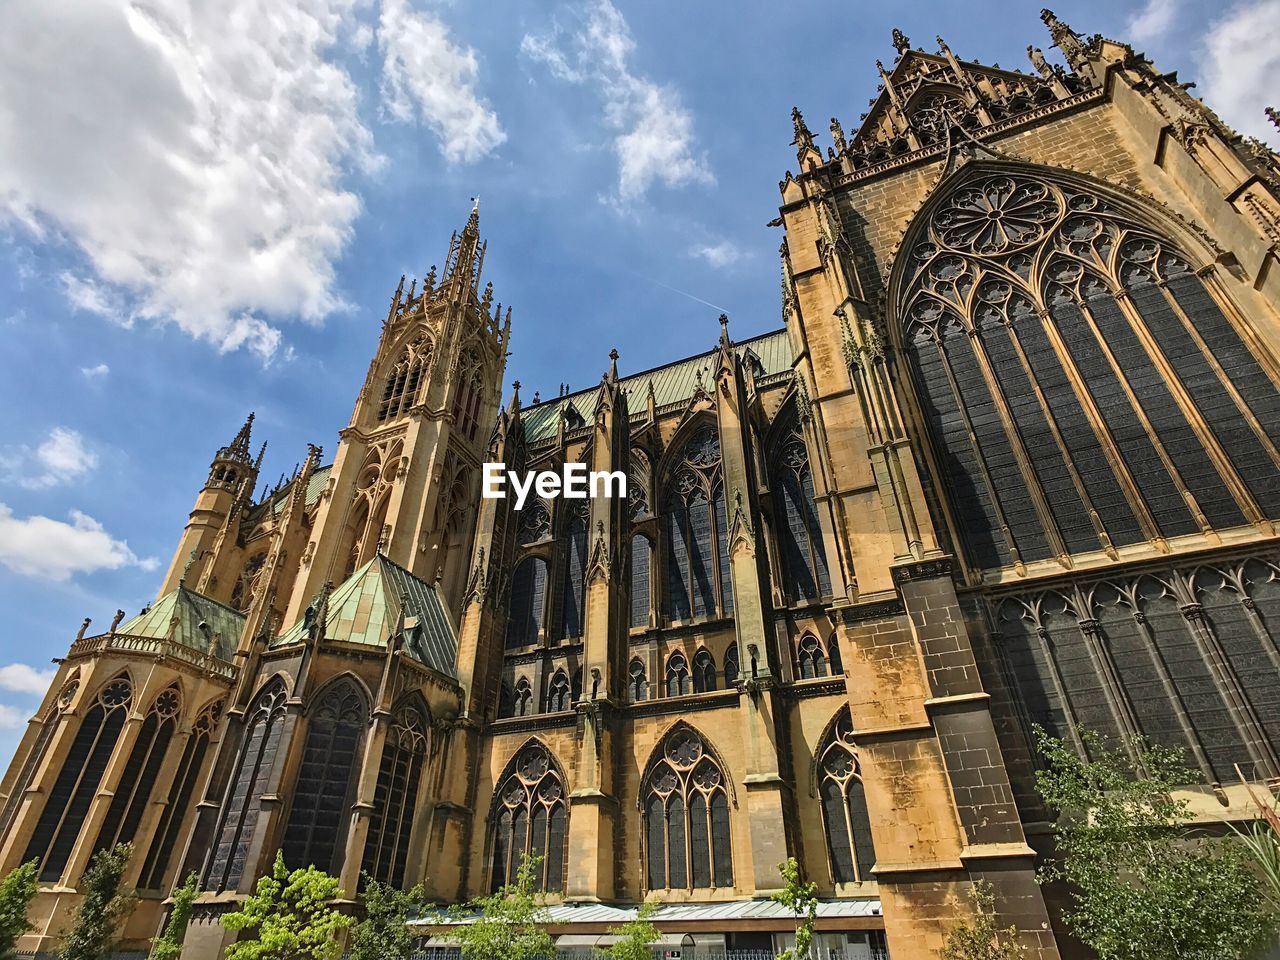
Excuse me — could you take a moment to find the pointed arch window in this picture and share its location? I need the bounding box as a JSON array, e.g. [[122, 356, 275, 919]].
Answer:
[[281, 681, 366, 873], [378, 335, 432, 422], [643, 727, 732, 891], [490, 744, 567, 892], [93, 685, 183, 859], [546, 671, 571, 713], [818, 710, 876, 884], [666, 653, 691, 697], [362, 703, 428, 887], [663, 426, 734, 621], [514, 678, 534, 717], [773, 423, 832, 603], [0, 680, 78, 842], [206, 678, 287, 892], [629, 659, 648, 702], [452, 353, 485, 440], [140, 701, 222, 891], [560, 502, 589, 640], [692, 649, 717, 693], [724, 644, 740, 687], [25, 675, 133, 882], [630, 534, 652, 629], [629, 448, 652, 520], [506, 557, 548, 648], [798, 635, 829, 679], [902, 173, 1280, 572]]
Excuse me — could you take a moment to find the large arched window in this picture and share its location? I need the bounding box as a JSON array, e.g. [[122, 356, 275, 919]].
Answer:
[[490, 743, 567, 892], [692, 649, 717, 693], [630, 534, 652, 629], [362, 703, 428, 887], [506, 557, 548, 648], [25, 674, 132, 882], [93, 685, 182, 858], [206, 678, 287, 892], [629, 659, 648, 702], [666, 653, 691, 697], [281, 681, 366, 873], [818, 709, 876, 884], [772, 420, 832, 603], [559, 502, 589, 640], [0, 679, 77, 847], [663, 425, 734, 621], [378, 334, 432, 422], [643, 726, 732, 890], [902, 171, 1280, 573], [140, 701, 222, 891]]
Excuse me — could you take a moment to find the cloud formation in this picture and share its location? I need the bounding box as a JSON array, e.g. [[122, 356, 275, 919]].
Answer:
[[80, 364, 111, 380], [690, 240, 744, 269], [0, 0, 505, 359], [522, 0, 712, 202], [378, 0, 506, 163], [0, 503, 157, 580], [0, 663, 57, 696], [1127, 0, 1178, 43], [2, 427, 99, 489], [1199, 0, 1280, 144], [0, 704, 28, 730]]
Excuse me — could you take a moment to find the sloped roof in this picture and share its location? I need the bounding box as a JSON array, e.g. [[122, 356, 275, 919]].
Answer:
[[521, 328, 793, 443], [273, 554, 457, 679], [413, 897, 882, 928], [116, 585, 245, 661], [243, 464, 332, 524]]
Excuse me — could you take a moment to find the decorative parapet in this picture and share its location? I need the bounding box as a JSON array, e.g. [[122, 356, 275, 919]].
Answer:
[[66, 632, 237, 681]]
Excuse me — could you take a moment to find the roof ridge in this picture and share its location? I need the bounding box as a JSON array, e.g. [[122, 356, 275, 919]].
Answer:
[[176, 582, 248, 619]]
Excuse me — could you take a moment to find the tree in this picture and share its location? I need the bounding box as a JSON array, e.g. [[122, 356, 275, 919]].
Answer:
[[59, 843, 135, 960], [348, 877, 424, 960], [771, 857, 817, 960], [602, 901, 660, 960], [1228, 776, 1280, 913], [149, 873, 198, 960], [221, 853, 352, 960], [1034, 727, 1276, 960], [0, 860, 38, 960], [940, 882, 1026, 960], [445, 855, 552, 960]]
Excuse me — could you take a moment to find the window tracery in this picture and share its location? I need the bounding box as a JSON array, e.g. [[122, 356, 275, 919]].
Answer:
[[818, 709, 876, 883], [664, 425, 734, 621], [377, 334, 432, 422], [643, 727, 732, 891], [489, 743, 567, 892], [362, 703, 428, 887]]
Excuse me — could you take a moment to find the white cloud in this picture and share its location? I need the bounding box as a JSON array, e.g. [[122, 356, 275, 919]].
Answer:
[[81, 363, 111, 380], [1127, 0, 1178, 43], [522, 0, 713, 202], [2, 427, 99, 489], [0, 664, 56, 696], [0, 704, 29, 729], [1199, 0, 1280, 144], [0, 0, 384, 359], [0, 502, 157, 580], [378, 0, 506, 163], [690, 240, 744, 269]]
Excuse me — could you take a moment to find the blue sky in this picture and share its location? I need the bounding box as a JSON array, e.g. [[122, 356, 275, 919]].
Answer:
[[0, 0, 1276, 764]]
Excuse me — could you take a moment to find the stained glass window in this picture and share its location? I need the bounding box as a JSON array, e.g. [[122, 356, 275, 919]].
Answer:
[[490, 743, 567, 892], [643, 727, 733, 890], [818, 709, 876, 883]]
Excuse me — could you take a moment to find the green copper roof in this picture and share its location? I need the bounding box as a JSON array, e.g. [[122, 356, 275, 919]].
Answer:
[[273, 554, 458, 680], [521, 328, 793, 443], [116, 585, 245, 661]]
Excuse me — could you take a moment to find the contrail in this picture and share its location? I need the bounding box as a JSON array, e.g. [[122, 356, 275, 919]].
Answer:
[[632, 272, 730, 314]]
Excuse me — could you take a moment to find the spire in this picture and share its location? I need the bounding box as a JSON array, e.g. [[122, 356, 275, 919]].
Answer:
[[443, 198, 486, 289], [891, 28, 911, 57], [608, 348, 619, 384], [790, 107, 814, 151], [1041, 9, 1089, 72], [227, 412, 254, 460], [508, 380, 522, 413], [830, 117, 847, 154], [718, 313, 732, 349]]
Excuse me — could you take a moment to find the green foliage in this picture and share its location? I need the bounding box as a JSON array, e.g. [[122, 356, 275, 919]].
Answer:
[[220, 852, 352, 960], [0, 860, 38, 960], [348, 877, 424, 960], [1228, 783, 1280, 913], [1034, 727, 1276, 960], [601, 901, 659, 960], [771, 857, 817, 960], [940, 882, 1026, 960], [59, 843, 135, 960], [150, 873, 198, 960], [444, 855, 552, 960]]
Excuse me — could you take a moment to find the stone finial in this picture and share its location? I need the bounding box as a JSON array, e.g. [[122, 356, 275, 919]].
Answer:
[[509, 380, 521, 413], [608, 348, 619, 383], [891, 28, 911, 56], [1267, 106, 1280, 131], [1028, 45, 1054, 80], [790, 107, 814, 151], [76, 617, 91, 641], [830, 117, 847, 154], [109, 609, 125, 634]]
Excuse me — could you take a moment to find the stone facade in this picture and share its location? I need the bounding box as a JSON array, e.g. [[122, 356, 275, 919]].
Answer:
[[3, 12, 1280, 960]]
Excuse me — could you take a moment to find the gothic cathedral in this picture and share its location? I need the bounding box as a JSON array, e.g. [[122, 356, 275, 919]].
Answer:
[[3, 13, 1280, 960]]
